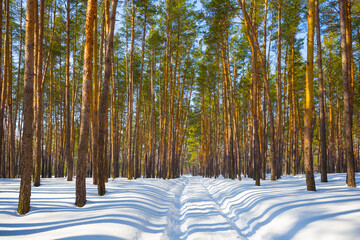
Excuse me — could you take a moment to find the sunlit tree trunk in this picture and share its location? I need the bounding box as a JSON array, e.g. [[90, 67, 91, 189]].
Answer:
[[65, 0, 73, 181], [97, 0, 118, 196], [304, 0, 316, 191], [126, 0, 135, 180], [315, 0, 327, 182], [339, 0, 356, 187], [275, 0, 282, 179], [76, 0, 97, 207], [1, 0, 10, 178], [18, 0, 36, 215], [33, 0, 44, 186], [0, 0, 4, 177], [134, 11, 147, 179]]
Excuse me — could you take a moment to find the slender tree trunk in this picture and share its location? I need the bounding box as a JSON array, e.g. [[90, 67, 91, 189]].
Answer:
[[15, 0, 24, 178], [304, 0, 316, 191], [65, 0, 73, 181], [0, 0, 7, 178], [97, 0, 118, 196], [275, 0, 282, 179], [291, 34, 297, 176], [126, 0, 135, 180], [339, 0, 356, 187], [315, 0, 327, 182], [134, 11, 147, 179], [18, 0, 36, 215], [33, 0, 44, 186], [70, 27, 78, 173], [76, 0, 97, 207], [148, 49, 156, 178], [8, 30, 15, 179], [1, 0, 10, 178], [328, 64, 335, 173]]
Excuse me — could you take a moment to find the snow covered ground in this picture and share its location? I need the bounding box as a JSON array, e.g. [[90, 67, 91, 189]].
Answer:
[[0, 173, 359, 240]]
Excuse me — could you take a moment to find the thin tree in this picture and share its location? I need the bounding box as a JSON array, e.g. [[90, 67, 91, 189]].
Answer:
[[97, 0, 118, 196], [76, 0, 97, 207], [126, 0, 135, 180], [33, 0, 45, 186], [18, 0, 36, 215], [304, 0, 316, 191], [65, 0, 73, 181], [338, 0, 356, 187], [315, 0, 327, 182]]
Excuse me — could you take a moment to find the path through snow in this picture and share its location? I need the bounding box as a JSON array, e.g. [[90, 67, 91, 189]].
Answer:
[[0, 173, 359, 240]]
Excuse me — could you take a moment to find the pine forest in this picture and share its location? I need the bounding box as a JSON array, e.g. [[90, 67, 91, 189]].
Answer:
[[0, 0, 360, 239]]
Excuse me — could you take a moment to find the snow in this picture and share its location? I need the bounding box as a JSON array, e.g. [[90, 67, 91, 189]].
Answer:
[[0, 173, 359, 240]]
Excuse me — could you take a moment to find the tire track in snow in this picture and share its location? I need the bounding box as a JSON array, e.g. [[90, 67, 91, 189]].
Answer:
[[201, 179, 247, 239], [164, 176, 245, 240]]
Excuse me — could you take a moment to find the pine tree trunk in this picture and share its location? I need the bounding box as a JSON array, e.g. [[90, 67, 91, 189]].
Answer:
[[304, 0, 316, 191], [15, 0, 24, 178], [33, 0, 44, 186], [8, 30, 15, 179], [97, 0, 118, 196], [339, 0, 356, 187], [1, 0, 10, 178], [126, 0, 135, 180], [0, 0, 7, 178], [148, 49, 156, 178], [315, 0, 327, 182], [134, 11, 147, 179], [275, 0, 282, 179], [76, 0, 97, 207], [18, 0, 36, 215]]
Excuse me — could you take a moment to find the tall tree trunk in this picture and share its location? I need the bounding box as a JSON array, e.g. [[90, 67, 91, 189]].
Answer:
[[275, 0, 282, 179], [339, 0, 356, 187], [126, 0, 135, 180], [65, 0, 73, 181], [291, 34, 297, 176], [148, 49, 156, 178], [33, 0, 45, 186], [97, 0, 118, 196], [315, 0, 327, 182], [0, 0, 7, 178], [1, 0, 10, 178], [134, 11, 147, 179], [304, 0, 316, 191], [15, 0, 24, 178], [70, 26, 78, 174], [111, 60, 119, 179], [18, 0, 36, 215], [8, 30, 15, 179], [76, 0, 97, 207]]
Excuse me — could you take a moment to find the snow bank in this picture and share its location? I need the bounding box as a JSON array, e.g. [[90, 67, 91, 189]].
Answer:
[[0, 173, 359, 240]]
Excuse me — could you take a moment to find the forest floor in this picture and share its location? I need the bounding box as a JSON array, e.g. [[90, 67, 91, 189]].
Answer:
[[0, 173, 359, 240]]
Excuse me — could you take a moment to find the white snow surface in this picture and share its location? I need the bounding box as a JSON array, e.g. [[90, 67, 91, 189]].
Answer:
[[0, 173, 359, 240]]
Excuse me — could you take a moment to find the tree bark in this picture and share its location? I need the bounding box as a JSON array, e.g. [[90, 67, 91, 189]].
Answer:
[[18, 0, 36, 215], [315, 0, 327, 182], [97, 0, 118, 196], [0, 0, 7, 178], [275, 0, 282, 179], [339, 0, 356, 187], [304, 0, 316, 191], [134, 11, 147, 179], [126, 0, 135, 180], [76, 0, 97, 207]]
